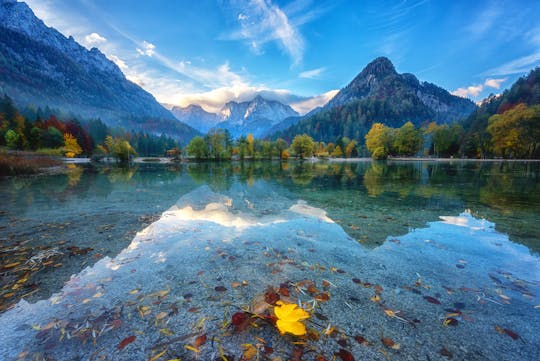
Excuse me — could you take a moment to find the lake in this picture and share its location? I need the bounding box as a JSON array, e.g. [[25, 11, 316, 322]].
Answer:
[[0, 160, 539, 360]]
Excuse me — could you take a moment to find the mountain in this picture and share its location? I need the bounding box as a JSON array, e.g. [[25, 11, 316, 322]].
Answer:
[[216, 95, 299, 138], [170, 104, 220, 134], [272, 57, 476, 142], [0, 0, 198, 143], [461, 67, 540, 157]]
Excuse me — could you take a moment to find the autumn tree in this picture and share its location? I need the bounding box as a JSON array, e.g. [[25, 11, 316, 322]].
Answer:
[[332, 145, 343, 157], [63, 133, 82, 158], [487, 103, 540, 158], [345, 140, 358, 157], [102, 135, 137, 162], [246, 133, 255, 158], [365, 123, 394, 160], [393, 121, 423, 156], [291, 134, 315, 159]]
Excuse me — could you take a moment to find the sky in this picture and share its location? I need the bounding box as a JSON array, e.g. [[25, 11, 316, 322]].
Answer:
[[23, 0, 540, 114]]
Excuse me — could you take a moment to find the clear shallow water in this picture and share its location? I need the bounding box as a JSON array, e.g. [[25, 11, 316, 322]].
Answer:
[[0, 160, 539, 360]]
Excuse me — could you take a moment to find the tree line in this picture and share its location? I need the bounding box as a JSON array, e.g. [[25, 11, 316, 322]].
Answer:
[[0, 95, 180, 160]]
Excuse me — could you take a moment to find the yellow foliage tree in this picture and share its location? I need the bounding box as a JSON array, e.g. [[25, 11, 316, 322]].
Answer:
[[332, 145, 343, 157], [63, 133, 82, 158], [246, 133, 255, 158]]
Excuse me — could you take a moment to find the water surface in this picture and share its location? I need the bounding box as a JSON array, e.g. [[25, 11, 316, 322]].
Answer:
[[0, 160, 538, 360]]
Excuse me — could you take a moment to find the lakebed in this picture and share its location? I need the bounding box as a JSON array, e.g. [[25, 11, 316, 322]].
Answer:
[[0, 160, 538, 360]]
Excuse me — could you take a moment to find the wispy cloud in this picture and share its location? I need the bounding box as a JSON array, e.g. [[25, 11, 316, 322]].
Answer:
[[289, 89, 338, 114], [224, 0, 307, 66], [451, 77, 508, 98], [299, 67, 326, 79], [483, 51, 540, 76], [467, 5, 501, 37]]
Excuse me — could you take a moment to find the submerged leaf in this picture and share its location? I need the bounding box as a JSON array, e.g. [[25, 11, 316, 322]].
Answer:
[[381, 337, 400, 349], [264, 287, 280, 305], [117, 335, 136, 350], [503, 328, 520, 340], [274, 301, 309, 336], [335, 348, 355, 361], [354, 335, 369, 345], [424, 296, 441, 304], [242, 343, 257, 360], [443, 317, 458, 327], [148, 349, 167, 361], [194, 334, 207, 347]]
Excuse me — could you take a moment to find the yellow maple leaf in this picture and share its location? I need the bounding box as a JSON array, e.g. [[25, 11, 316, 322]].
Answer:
[[274, 301, 310, 336]]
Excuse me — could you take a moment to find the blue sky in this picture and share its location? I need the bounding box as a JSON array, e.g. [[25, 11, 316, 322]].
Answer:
[[25, 0, 540, 114]]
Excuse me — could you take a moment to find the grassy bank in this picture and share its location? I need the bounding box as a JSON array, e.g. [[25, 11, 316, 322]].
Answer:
[[0, 151, 63, 176]]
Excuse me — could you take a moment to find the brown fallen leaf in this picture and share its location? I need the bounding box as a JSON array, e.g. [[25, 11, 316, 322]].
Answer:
[[354, 335, 369, 345], [242, 343, 257, 361], [503, 328, 520, 340], [232, 312, 251, 332], [193, 334, 207, 347], [381, 337, 401, 349], [291, 346, 304, 361], [443, 317, 458, 326], [215, 286, 227, 292], [424, 296, 441, 304], [117, 335, 136, 350], [335, 348, 355, 361], [264, 287, 280, 305]]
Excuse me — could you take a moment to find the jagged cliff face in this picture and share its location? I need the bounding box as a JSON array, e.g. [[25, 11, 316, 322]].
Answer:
[[0, 0, 199, 141], [325, 57, 476, 123], [270, 57, 477, 142], [215, 96, 298, 138], [170, 105, 220, 134]]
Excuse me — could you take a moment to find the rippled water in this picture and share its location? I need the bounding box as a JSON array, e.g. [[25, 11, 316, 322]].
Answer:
[[0, 160, 539, 360]]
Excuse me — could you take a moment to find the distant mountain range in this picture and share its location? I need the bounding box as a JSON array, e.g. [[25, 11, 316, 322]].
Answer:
[[0, 0, 198, 143], [170, 95, 299, 138], [0, 0, 480, 144], [273, 57, 476, 142]]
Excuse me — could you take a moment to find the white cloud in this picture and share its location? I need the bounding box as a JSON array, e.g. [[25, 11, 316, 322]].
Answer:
[[108, 55, 128, 71], [136, 41, 156, 57], [451, 84, 484, 98], [299, 67, 326, 79], [483, 51, 540, 76], [83, 32, 107, 46], [289, 90, 339, 114], [164, 85, 338, 116], [467, 6, 501, 37], [226, 0, 304, 66], [451, 77, 508, 99], [484, 78, 506, 89]]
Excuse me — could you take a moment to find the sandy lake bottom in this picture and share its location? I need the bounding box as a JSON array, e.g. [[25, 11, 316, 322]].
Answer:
[[0, 174, 539, 361]]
